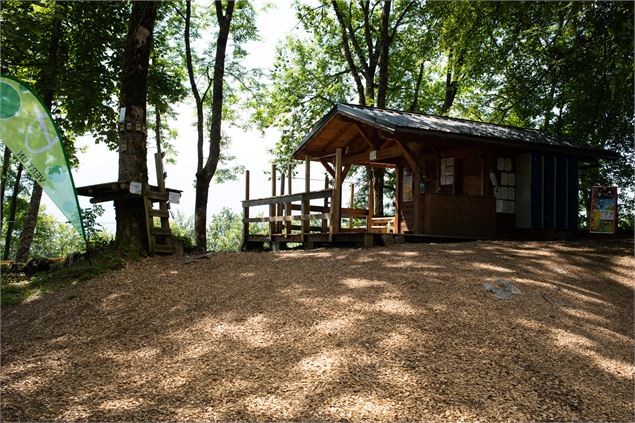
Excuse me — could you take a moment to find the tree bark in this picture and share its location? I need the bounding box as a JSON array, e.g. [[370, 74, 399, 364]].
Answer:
[[15, 8, 62, 263], [3, 163, 23, 260], [114, 1, 160, 255], [193, 0, 234, 251], [0, 147, 11, 228]]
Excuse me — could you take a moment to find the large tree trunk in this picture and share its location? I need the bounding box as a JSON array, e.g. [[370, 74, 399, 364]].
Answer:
[[3, 163, 23, 260], [15, 10, 62, 263], [193, 1, 234, 251], [114, 1, 160, 255], [0, 147, 12, 228], [194, 175, 210, 249]]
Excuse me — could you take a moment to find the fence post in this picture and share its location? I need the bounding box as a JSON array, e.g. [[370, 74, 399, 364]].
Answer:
[[242, 170, 250, 250], [302, 157, 310, 234], [330, 148, 342, 240], [270, 164, 276, 236], [322, 174, 329, 233]]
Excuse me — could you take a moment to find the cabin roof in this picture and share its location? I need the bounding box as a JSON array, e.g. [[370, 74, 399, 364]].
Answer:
[[292, 103, 620, 161]]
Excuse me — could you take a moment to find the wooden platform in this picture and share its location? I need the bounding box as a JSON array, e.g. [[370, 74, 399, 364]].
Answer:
[[243, 231, 485, 251]]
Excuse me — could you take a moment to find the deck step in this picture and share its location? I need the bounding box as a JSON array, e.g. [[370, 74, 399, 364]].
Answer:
[[149, 209, 169, 218], [146, 191, 168, 201], [151, 227, 172, 236]]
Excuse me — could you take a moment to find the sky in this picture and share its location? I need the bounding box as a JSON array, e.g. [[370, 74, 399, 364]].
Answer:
[[40, 0, 338, 233]]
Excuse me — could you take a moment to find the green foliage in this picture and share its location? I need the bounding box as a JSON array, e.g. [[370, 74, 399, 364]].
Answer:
[[206, 207, 243, 252], [170, 210, 196, 253]]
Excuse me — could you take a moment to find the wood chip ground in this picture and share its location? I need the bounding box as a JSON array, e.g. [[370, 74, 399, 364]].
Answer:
[[1, 240, 633, 421]]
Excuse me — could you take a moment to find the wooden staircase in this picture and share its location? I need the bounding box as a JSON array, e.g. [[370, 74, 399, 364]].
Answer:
[[144, 152, 174, 254]]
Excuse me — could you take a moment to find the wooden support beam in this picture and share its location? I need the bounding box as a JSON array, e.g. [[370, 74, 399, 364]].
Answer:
[[302, 157, 310, 234], [393, 138, 419, 172], [330, 148, 342, 240], [343, 145, 402, 166], [349, 183, 354, 229], [367, 175, 374, 231], [242, 189, 332, 207], [395, 165, 401, 234], [342, 164, 352, 180], [243, 170, 250, 244], [353, 123, 378, 150], [270, 164, 276, 236], [322, 175, 329, 233], [320, 159, 335, 178], [244, 212, 331, 223], [286, 164, 292, 237]]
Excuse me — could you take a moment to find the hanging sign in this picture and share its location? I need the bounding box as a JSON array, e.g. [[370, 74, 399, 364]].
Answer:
[[589, 186, 617, 233]]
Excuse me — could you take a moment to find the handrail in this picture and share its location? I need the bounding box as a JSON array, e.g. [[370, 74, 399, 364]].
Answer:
[[242, 188, 332, 207]]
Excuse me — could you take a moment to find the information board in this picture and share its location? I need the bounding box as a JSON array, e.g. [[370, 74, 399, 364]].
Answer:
[[589, 186, 618, 233]]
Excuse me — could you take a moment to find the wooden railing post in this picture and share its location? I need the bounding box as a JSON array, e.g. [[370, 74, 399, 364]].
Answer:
[[330, 148, 342, 240], [279, 171, 285, 235], [322, 175, 329, 233], [367, 172, 374, 231], [243, 170, 250, 247], [286, 164, 292, 237], [349, 183, 355, 229], [302, 156, 310, 234], [270, 164, 276, 236]]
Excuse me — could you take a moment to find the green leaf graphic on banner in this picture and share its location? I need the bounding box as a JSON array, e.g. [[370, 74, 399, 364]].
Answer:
[[0, 76, 86, 241]]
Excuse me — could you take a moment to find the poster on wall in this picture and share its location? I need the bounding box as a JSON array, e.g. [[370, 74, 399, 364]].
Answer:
[[403, 167, 413, 201], [589, 186, 618, 233]]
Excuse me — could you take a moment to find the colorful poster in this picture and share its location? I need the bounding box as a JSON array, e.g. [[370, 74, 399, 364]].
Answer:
[[589, 186, 617, 233], [0, 75, 86, 240]]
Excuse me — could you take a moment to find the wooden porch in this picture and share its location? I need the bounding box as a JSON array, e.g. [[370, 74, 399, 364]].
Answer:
[[241, 150, 400, 251]]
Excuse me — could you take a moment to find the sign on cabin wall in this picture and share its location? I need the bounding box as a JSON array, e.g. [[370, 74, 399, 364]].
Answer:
[[403, 167, 413, 201], [589, 186, 618, 233]]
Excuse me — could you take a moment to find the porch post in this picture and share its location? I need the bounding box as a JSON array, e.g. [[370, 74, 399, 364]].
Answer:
[[331, 148, 343, 239], [270, 164, 276, 236], [302, 156, 310, 234], [367, 171, 374, 231]]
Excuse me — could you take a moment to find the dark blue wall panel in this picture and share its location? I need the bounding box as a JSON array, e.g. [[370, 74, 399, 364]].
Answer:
[[531, 153, 543, 227], [543, 154, 555, 229], [555, 156, 567, 228], [567, 158, 579, 229]]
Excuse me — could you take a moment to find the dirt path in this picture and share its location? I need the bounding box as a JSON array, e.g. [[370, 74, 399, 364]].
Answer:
[[2, 240, 633, 421]]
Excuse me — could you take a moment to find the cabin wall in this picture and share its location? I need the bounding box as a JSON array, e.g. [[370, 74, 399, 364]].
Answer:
[[515, 152, 579, 230]]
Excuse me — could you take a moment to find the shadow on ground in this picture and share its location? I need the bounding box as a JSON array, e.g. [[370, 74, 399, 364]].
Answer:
[[1, 239, 633, 421]]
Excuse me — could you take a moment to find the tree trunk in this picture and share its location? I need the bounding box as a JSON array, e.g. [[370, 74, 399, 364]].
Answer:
[[3, 163, 23, 260], [194, 175, 210, 250], [114, 1, 160, 255], [15, 9, 62, 262], [193, 1, 234, 251], [0, 147, 12, 228]]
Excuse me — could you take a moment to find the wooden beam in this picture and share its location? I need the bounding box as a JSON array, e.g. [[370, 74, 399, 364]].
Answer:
[[302, 156, 310, 234], [322, 175, 329, 233], [242, 189, 332, 207], [243, 170, 250, 243], [270, 164, 276, 236], [348, 183, 354, 228], [367, 175, 374, 231], [320, 159, 335, 178], [342, 164, 352, 180], [244, 212, 331, 223], [353, 123, 378, 150], [331, 148, 343, 239], [392, 138, 419, 172], [343, 145, 402, 166]]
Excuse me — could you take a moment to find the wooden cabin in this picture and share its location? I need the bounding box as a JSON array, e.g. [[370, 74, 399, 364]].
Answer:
[[242, 104, 619, 250]]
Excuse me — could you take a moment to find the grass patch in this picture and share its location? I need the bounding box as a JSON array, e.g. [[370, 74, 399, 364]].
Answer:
[[1, 249, 123, 307]]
